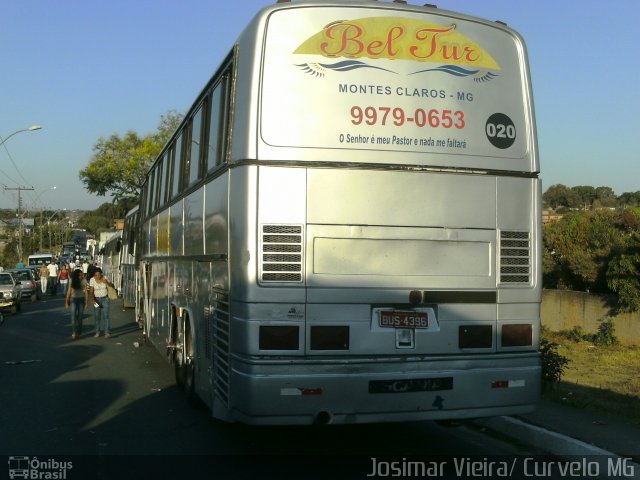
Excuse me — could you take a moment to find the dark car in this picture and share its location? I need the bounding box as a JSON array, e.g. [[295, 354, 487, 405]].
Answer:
[[0, 272, 22, 313], [5, 268, 41, 302]]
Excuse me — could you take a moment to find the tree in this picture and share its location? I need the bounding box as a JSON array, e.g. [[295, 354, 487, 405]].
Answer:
[[77, 199, 138, 236], [543, 210, 622, 292], [607, 209, 640, 312], [619, 191, 640, 207], [607, 247, 640, 313], [570, 185, 596, 210], [595, 186, 617, 207], [542, 184, 570, 209], [79, 110, 183, 202]]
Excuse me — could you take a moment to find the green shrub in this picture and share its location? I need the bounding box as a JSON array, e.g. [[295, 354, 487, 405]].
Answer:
[[557, 326, 585, 342], [539, 338, 570, 391], [591, 318, 619, 346]]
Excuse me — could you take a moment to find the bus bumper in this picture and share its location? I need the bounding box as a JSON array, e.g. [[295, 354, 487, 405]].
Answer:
[[223, 353, 541, 425]]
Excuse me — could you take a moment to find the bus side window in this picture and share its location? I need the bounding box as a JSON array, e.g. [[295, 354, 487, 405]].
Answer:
[[166, 146, 175, 201], [158, 152, 167, 206], [182, 120, 192, 190], [172, 133, 184, 198], [146, 168, 155, 217], [188, 104, 204, 186], [140, 182, 148, 219], [207, 75, 227, 171], [154, 156, 164, 211]]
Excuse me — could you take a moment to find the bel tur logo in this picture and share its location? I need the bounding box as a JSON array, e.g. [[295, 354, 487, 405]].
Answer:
[[294, 16, 500, 82]]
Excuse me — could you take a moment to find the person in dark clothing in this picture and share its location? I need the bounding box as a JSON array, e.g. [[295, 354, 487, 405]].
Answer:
[[65, 269, 88, 340], [86, 263, 97, 280]]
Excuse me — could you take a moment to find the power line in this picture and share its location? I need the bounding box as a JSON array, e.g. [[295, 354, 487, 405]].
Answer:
[[4, 185, 34, 263], [0, 134, 31, 185]]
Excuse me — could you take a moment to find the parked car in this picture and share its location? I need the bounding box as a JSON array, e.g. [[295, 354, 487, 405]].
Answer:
[[5, 268, 41, 302], [0, 272, 22, 314]]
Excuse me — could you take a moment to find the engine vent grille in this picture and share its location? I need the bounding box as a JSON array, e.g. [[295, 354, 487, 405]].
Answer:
[[212, 292, 230, 406], [499, 231, 531, 284], [260, 225, 303, 282]]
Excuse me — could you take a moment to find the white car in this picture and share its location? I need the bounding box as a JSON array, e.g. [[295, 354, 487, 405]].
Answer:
[[0, 272, 22, 314]]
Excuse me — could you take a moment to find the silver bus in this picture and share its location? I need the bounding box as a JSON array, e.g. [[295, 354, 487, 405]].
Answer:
[[121, 207, 139, 309], [101, 231, 123, 291], [134, 0, 541, 425]]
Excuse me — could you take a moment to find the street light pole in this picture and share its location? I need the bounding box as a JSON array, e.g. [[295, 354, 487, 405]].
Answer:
[[0, 125, 43, 264], [4, 186, 34, 264], [45, 209, 66, 253], [36, 187, 57, 250], [0, 125, 42, 148]]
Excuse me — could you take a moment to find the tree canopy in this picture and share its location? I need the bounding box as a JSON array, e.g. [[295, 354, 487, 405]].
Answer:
[[79, 110, 183, 202], [543, 207, 640, 312], [543, 184, 640, 211], [76, 198, 138, 237]]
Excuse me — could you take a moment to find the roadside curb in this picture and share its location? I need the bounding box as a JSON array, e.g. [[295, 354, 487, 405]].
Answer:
[[474, 415, 617, 456], [476, 415, 640, 475]]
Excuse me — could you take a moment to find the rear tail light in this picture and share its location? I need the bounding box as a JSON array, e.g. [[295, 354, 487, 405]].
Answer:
[[458, 325, 492, 348], [492, 379, 525, 389], [310, 326, 349, 350], [501, 324, 532, 347], [259, 325, 299, 350]]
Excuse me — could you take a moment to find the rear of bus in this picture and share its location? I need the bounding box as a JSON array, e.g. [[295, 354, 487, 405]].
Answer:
[[226, 0, 540, 425]]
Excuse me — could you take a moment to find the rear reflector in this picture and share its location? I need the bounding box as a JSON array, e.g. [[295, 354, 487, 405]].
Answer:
[[502, 324, 532, 347], [259, 325, 299, 350], [280, 387, 323, 396], [458, 325, 492, 348], [492, 379, 526, 389]]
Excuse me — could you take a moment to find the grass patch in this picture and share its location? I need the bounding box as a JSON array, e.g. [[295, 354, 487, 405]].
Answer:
[[542, 330, 640, 425]]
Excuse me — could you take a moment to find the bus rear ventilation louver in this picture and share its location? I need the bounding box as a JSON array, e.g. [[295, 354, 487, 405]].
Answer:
[[211, 292, 230, 406], [260, 225, 303, 282], [499, 231, 531, 284]]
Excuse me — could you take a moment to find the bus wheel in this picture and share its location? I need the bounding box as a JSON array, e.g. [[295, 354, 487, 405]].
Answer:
[[182, 318, 199, 406], [172, 315, 186, 391]]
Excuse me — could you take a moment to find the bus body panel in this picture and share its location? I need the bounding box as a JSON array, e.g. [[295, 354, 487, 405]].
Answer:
[[256, 4, 537, 173]]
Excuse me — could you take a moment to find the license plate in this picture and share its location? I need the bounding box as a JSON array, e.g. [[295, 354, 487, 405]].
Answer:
[[369, 377, 453, 394], [379, 310, 428, 329]]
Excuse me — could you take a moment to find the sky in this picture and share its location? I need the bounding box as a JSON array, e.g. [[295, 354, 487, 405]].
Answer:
[[1, 0, 638, 212]]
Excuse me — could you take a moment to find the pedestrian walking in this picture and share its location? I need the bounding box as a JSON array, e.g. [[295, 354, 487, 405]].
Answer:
[[39, 263, 49, 295], [89, 267, 114, 338], [58, 265, 70, 296], [87, 262, 96, 280], [65, 269, 88, 340], [47, 262, 59, 296]]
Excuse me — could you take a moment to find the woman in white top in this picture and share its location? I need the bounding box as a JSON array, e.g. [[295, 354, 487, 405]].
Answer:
[[89, 267, 114, 338]]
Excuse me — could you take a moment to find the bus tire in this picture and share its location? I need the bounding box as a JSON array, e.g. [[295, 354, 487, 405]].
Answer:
[[172, 313, 186, 391], [182, 317, 200, 406]]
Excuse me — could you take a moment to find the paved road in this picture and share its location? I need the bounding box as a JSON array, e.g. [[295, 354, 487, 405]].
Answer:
[[0, 296, 544, 479]]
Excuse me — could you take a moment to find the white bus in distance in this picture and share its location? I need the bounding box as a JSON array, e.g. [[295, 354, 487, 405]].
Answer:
[[28, 253, 55, 267], [133, 0, 541, 425]]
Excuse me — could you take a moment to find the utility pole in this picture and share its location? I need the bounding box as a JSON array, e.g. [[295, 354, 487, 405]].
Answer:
[[4, 186, 34, 264]]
